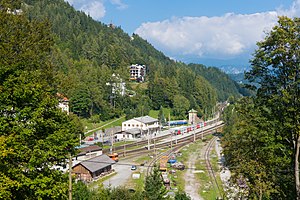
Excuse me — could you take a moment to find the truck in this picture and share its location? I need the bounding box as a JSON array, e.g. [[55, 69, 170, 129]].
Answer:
[[159, 156, 169, 171]]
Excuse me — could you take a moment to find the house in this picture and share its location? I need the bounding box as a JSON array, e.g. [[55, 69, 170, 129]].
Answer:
[[106, 73, 126, 97], [75, 145, 103, 161], [104, 126, 122, 142], [129, 64, 146, 82], [72, 154, 116, 182], [57, 93, 69, 114], [122, 115, 159, 136]]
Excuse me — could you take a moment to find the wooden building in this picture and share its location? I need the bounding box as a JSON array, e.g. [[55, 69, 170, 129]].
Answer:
[[72, 154, 115, 182]]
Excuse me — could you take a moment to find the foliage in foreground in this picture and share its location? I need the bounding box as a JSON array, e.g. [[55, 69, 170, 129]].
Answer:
[[222, 16, 300, 199], [0, 2, 82, 199]]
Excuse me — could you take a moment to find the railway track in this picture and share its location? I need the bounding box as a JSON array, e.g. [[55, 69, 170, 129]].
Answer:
[[102, 117, 221, 154], [145, 141, 188, 176], [205, 136, 221, 196], [116, 122, 224, 158]]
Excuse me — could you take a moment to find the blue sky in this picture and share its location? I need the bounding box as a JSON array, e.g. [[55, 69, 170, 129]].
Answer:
[[65, 0, 300, 67]]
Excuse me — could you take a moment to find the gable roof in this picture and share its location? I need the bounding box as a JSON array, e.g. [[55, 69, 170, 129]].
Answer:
[[105, 126, 122, 135], [73, 154, 115, 173], [77, 145, 102, 156], [134, 115, 158, 124]]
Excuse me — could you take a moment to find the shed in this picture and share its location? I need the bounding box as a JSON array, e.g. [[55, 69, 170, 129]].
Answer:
[[76, 145, 103, 161], [72, 154, 116, 182]]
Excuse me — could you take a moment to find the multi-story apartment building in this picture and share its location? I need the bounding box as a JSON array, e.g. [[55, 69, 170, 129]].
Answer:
[[129, 64, 146, 82]]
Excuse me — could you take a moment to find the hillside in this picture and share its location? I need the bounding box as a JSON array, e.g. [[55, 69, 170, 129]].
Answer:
[[22, 0, 243, 120]]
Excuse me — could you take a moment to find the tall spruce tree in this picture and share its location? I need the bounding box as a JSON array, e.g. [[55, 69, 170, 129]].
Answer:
[[0, 2, 82, 199], [143, 165, 167, 200]]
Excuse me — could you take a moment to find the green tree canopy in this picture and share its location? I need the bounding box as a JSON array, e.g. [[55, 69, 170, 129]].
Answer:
[[172, 95, 190, 119], [144, 165, 167, 200], [0, 4, 82, 199], [246, 16, 300, 198], [222, 16, 300, 199]]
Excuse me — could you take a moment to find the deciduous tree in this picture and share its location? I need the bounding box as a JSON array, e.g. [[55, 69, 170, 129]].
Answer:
[[0, 3, 82, 199], [246, 16, 300, 198]]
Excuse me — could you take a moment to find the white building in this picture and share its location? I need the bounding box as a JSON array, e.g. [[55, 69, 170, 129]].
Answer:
[[188, 109, 198, 124], [57, 93, 69, 115], [106, 73, 126, 96], [122, 115, 159, 136], [129, 64, 146, 82], [115, 128, 141, 141]]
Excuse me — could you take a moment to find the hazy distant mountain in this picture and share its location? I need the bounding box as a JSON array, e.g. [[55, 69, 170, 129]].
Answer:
[[177, 56, 251, 74], [219, 65, 251, 74]]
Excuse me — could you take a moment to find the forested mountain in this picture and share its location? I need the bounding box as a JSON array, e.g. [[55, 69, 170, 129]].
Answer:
[[22, 0, 244, 120], [187, 64, 241, 101]]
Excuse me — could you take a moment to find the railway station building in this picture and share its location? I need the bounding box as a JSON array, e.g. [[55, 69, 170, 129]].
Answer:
[[122, 115, 159, 137]]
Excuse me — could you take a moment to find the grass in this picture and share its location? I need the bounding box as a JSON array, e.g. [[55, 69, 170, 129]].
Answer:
[[83, 116, 125, 136], [126, 171, 145, 192], [129, 82, 148, 90], [133, 155, 153, 165], [171, 134, 223, 199], [209, 147, 225, 198], [149, 107, 172, 119], [175, 142, 203, 191], [196, 136, 223, 200]]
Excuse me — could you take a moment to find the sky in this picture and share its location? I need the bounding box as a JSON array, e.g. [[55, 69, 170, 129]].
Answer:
[[65, 0, 300, 67]]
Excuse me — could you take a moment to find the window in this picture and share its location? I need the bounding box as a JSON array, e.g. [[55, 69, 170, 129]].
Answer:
[[128, 124, 130, 127], [124, 124, 126, 126]]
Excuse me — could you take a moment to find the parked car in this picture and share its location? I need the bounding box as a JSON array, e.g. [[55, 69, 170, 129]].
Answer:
[[131, 165, 137, 170]]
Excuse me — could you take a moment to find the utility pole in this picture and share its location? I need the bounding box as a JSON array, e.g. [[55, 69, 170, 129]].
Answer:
[[68, 153, 72, 200], [123, 137, 126, 157], [147, 128, 150, 150], [169, 113, 173, 151], [154, 138, 156, 159]]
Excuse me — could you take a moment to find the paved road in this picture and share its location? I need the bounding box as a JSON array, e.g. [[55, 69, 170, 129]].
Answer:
[[102, 159, 134, 188]]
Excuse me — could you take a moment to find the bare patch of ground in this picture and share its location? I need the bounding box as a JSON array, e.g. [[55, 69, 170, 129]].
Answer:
[[184, 143, 205, 200]]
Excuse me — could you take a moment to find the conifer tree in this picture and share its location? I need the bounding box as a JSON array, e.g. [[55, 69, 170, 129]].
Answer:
[[143, 165, 167, 200]]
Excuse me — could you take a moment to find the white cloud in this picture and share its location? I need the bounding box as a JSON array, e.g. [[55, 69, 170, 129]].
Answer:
[[80, 1, 106, 20], [64, 0, 128, 20], [135, 0, 300, 61], [278, 0, 300, 17], [135, 12, 279, 60]]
